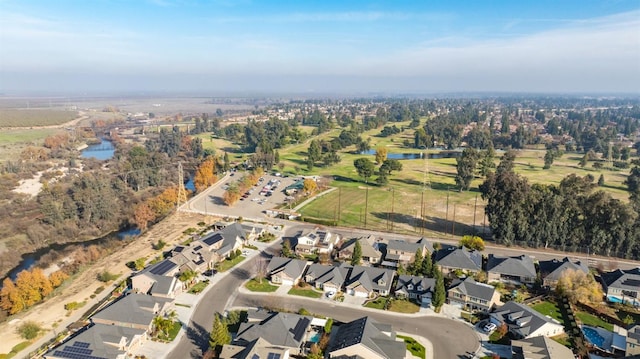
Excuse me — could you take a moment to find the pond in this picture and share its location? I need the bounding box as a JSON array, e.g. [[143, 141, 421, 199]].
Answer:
[[80, 138, 115, 160], [361, 149, 462, 160]]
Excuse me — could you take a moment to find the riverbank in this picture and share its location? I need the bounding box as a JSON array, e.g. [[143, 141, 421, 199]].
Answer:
[[0, 212, 209, 357]]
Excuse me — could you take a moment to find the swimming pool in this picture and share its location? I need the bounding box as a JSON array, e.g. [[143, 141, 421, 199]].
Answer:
[[583, 326, 605, 348], [308, 332, 321, 343]]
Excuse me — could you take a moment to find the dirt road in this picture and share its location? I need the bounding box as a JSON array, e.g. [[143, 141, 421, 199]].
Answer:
[[0, 212, 210, 356]]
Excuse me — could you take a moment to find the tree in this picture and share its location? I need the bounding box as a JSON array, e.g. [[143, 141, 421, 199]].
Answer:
[[375, 147, 388, 164], [282, 239, 293, 258], [353, 158, 375, 183], [432, 267, 446, 311], [556, 269, 603, 305], [133, 202, 155, 231], [351, 240, 362, 265], [303, 178, 318, 195], [459, 235, 485, 251], [455, 148, 479, 191], [409, 249, 423, 275], [194, 157, 218, 192], [178, 270, 197, 287], [625, 166, 640, 209], [478, 146, 496, 177], [543, 149, 555, 169], [324, 318, 333, 334], [209, 314, 231, 352], [227, 310, 241, 326], [0, 278, 24, 314], [598, 174, 605, 186], [421, 253, 433, 277]]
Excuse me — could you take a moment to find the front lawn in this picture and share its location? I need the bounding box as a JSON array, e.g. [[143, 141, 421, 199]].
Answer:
[[397, 335, 426, 359], [388, 299, 420, 314], [288, 286, 322, 298], [157, 322, 182, 342], [245, 279, 278, 292], [188, 280, 209, 294], [364, 297, 387, 309], [531, 300, 564, 323], [576, 311, 614, 332], [215, 255, 245, 272]]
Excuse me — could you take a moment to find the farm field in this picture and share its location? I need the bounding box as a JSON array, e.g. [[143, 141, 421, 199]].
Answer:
[[0, 109, 78, 128]]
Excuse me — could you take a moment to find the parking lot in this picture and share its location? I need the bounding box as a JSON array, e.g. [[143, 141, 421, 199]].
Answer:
[[187, 173, 301, 220]]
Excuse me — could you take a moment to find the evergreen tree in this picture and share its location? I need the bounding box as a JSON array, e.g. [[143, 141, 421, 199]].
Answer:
[[598, 174, 605, 186], [432, 267, 446, 311], [410, 249, 423, 275], [209, 314, 231, 352], [421, 253, 433, 277], [351, 240, 362, 265], [282, 240, 293, 258]]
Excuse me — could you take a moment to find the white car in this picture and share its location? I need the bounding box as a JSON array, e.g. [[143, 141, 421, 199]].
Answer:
[[242, 250, 250, 256], [483, 322, 497, 333], [326, 291, 335, 298]]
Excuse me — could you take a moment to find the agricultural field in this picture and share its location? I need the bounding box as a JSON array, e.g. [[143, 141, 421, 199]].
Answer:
[[0, 128, 64, 162], [0, 109, 78, 128]]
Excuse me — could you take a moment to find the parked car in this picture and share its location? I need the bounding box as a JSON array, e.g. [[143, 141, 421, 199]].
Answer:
[[483, 322, 497, 333]]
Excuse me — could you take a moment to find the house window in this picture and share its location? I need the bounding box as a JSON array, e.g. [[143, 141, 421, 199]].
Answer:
[[407, 284, 414, 290]]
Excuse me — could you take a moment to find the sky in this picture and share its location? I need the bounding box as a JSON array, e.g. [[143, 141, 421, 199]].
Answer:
[[0, 0, 639, 95]]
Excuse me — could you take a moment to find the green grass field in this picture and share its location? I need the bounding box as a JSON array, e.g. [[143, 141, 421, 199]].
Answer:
[[288, 286, 322, 298], [531, 300, 564, 323], [397, 335, 426, 359], [215, 256, 245, 272], [245, 279, 278, 292], [388, 299, 421, 313], [0, 109, 77, 127], [576, 311, 614, 331]]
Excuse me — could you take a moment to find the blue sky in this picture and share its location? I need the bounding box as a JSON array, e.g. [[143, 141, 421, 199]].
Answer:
[[1, 0, 639, 94]]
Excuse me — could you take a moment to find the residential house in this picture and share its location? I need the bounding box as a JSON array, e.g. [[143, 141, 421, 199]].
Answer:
[[447, 277, 501, 312], [337, 235, 382, 265], [394, 275, 436, 306], [490, 301, 564, 339], [344, 265, 396, 298], [601, 268, 640, 307], [327, 316, 406, 359], [626, 325, 640, 356], [383, 238, 432, 267], [511, 336, 575, 359], [131, 259, 180, 295], [538, 257, 589, 288], [294, 228, 339, 255], [169, 243, 214, 274], [91, 294, 173, 332], [486, 255, 537, 285], [219, 337, 291, 359], [233, 312, 313, 355], [44, 323, 146, 359], [267, 257, 309, 286], [304, 263, 349, 294], [434, 247, 482, 276], [196, 225, 246, 262]]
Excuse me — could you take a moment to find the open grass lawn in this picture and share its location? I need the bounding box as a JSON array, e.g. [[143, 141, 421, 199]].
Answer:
[[364, 297, 387, 310], [397, 335, 426, 359], [288, 286, 322, 298], [194, 133, 242, 154], [158, 321, 182, 342], [0, 109, 78, 127], [531, 300, 564, 324], [215, 255, 245, 272], [388, 299, 421, 313], [245, 279, 278, 292], [576, 311, 614, 332], [188, 280, 209, 294]]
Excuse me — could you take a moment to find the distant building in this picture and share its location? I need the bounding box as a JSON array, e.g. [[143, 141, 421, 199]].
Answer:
[[304, 263, 349, 295], [294, 228, 340, 255]]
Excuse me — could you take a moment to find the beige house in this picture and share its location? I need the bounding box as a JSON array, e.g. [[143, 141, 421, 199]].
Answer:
[[337, 235, 382, 265], [91, 294, 173, 332], [267, 257, 309, 286], [447, 277, 501, 312], [44, 324, 146, 359], [294, 228, 339, 255]]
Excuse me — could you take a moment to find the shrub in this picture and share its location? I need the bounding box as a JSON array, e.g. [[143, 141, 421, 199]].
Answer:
[[17, 321, 41, 340], [97, 270, 119, 282]]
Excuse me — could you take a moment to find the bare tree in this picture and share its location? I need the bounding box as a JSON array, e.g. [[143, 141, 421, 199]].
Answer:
[[254, 257, 268, 284]]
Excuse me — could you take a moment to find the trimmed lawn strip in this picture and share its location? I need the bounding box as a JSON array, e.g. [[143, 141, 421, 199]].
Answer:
[[245, 279, 278, 292], [215, 255, 245, 272], [158, 321, 182, 342], [188, 280, 209, 294], [531, 300, 564, 324], [364, 298, 387, 309], [388, 299, 420, 314], [397, 335, 426, 359], [288, 287, 322, 298], [576, 312, 614, 332]]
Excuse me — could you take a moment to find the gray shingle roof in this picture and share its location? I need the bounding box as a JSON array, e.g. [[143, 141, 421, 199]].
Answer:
[[235, 312, 312, 348], [304, 264, 349, 288], [328, 317, 405, 359], [149, 275, 177, 297], [92, 294, 172, 328], [448, 277, 497, 302], [486, 255, 536, 278], [387, 239, 424, 254], [340, 236, 381, 259], [538, 257, 588, 282], [142, 258, 178, 276], [267, 257, 308, 279], [345, 265, 395, 294], [512, 335, 575, 359], [434, 248, 482, 271], [395, 275, 436, 296], [491, 301, 562, 338], [601, 268, 640, 292], [47, 323, 145, 359]]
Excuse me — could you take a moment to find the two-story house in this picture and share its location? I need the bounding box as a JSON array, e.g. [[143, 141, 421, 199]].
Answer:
[[294, 228, 339, 255], [303, 263, 349, 295], [44, 324, 146, 359], [344, 265, 396, 298], [490, 301, 564, 339], [394, 274, 436, 306], [447, 277, 501, 312], [337, 235, 382, 265], [266, 257, 309, 286], [383, 238, 432, 268], [601, 268, 640, 307]]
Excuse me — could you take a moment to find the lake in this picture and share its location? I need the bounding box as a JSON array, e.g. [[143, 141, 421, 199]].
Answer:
[[361, 149, 462, 160], [80, 138, 115, 160]]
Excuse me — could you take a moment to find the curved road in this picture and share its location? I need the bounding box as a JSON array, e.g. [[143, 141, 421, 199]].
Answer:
[[169, 246, 479, 359]]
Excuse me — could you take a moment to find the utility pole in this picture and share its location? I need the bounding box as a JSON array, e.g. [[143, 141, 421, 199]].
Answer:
[[473, 194, 478, 233], [364, 186, 369, 229], [390, 187, 395, 232], [452, 204, 456, 237], [420, 190, 425, 234], [338, 187, 342, 223], [445, 188, 450, 230]]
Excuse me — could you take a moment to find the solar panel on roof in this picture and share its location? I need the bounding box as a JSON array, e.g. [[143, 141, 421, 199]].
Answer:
[[149, 260, 176, 275], [267, 353, 281, 359], [73, 342, 90, 348], [290, 317, 310, 342], [203, 233, 223, 246], [622, 279, 640, 287]]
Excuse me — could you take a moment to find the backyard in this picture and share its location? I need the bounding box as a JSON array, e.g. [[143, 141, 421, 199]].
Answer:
[[576, 312, 614, 332], [531, 300, 564, 323]]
